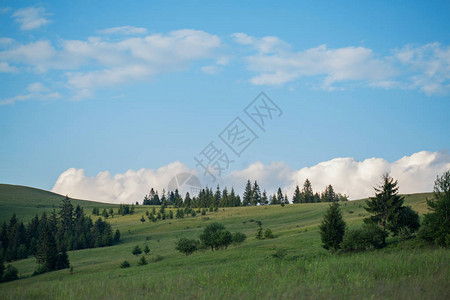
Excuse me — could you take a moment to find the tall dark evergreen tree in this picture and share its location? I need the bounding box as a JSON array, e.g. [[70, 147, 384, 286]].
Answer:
[[276, 188, 284, 205], [319, 202, 346, 253], [292, 185, 302, 203], [251, 181, 261, 205], [243, 180, 253, 206], [364, 174, 404, 246], [261, 190, 269, 205], [36, 223, 58, 271], [302, 179, 314, 203]]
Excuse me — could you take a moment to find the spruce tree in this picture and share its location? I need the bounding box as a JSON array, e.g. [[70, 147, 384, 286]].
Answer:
[[302, 179, 314, 203], [276, 188, 284, 204], [261, 190, 269, 205], [292, 185, 301, 203], [319, 202, 346, 253], [364, 174, 404, 246], [36, 223, 58, 271], [251, 181, 261, 205], [243, 180, 253, 206]]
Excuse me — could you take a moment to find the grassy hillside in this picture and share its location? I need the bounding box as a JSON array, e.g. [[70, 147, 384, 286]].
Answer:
[[0, 184, 116, 223], [0, 189, 448, 299]]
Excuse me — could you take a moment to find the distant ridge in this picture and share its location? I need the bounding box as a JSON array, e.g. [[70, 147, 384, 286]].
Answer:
[[0, 183, 115, 223]]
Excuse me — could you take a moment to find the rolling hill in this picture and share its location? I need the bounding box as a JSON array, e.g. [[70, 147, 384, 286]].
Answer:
[[0, 184, 116, 223], [0, 185, 448, 299]]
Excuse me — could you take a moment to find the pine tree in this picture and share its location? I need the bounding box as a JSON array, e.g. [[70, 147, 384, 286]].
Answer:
[[36, 223, 58, 271], [364, 174, 404, 246], [276, 188, 284, 205], [292, 185, 302, 203], [261, 190, 269, 205], [302, 179, 314, 203], [243, 180, 253, 206], [319, 202, 346, 253], [251, 181, 261, 205], [214, 185, 221, 207]]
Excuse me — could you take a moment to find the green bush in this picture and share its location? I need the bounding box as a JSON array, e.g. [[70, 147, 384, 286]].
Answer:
[[199, 222, 232, 251], [120, 260, 130, 268], [232, 232, 247, 244], [152, 254, 164, 262], [175, 238, 199, 255], [342, 223, 387, 251], [264, 229, 274, 239], [3, 264, 18, 282]]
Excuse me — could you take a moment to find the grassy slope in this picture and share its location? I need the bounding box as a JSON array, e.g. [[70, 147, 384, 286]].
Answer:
[[0, 184, 116, 223], [0, 189, 448, 299]]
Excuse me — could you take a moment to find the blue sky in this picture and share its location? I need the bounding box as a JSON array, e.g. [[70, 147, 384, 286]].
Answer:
[[0, 1, 449, 202]]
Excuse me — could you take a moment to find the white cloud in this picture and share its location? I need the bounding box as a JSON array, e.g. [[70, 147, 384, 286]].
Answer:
[[97, 25, 147, 35], [0, 82, 61, 105], [52, 162, 196, 203], [12, 6, 50, 30], [0, 62, 17, 72], [97, 26, 147, 35], [233, 33, 450, 94], [0, 29, 221, 100], [51, 150, 450, 203], [395, 43, 450, 95]]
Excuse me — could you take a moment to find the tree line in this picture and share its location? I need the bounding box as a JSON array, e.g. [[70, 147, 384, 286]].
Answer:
[[142, 179, 347, 208], [0, 197, 121, 277]]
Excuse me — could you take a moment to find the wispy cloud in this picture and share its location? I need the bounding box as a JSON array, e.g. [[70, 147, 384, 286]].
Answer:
[[0, 29, 222, 101], [0, 62, 17, 73], [97, 26, 147, 35], [12, 6, 50, 30], [0, 82, 61, 105], [233, 33, 450, 95]]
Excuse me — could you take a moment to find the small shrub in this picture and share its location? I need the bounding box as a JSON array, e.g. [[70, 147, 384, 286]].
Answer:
[[272, 248, 287, 259], [348, 210, 354, 214], [137, 256, 147, 266], [132, 245, 142, 256], [143, 245, 150, 255], [264, 229, 274, 239], [120, 260, 130, 268], [3, 264, 18, 282], [256, 227, 263, 240], [232, 232, 247, 244], [33, 264, 48, 276], [175, 238, 199, 256], [152, 255, 164, 262], [342, 223, 387, 251]]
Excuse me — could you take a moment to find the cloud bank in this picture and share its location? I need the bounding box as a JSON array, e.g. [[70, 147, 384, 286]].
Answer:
[[52, 150, 450, 203]]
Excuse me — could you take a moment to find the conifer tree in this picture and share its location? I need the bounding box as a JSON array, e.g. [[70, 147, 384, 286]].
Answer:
[[302, 179, 314, 203], [251, 181, 261, 205], [319, 202, 346, 253], [36, 223, 58, 271], [261, 190, 269, 205], [364, 174, 404, 246], [292, 185, 302, 203], [243, 180, 253, 206]]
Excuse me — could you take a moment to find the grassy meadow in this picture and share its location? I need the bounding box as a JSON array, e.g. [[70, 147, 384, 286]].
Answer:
[[0, 188, 448, 299]]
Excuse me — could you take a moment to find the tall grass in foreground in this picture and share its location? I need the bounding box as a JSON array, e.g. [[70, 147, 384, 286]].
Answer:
[[1, 247, 448, 300]]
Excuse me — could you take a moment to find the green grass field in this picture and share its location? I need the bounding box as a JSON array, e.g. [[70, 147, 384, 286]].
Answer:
[[0, 186, 448, 299]]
